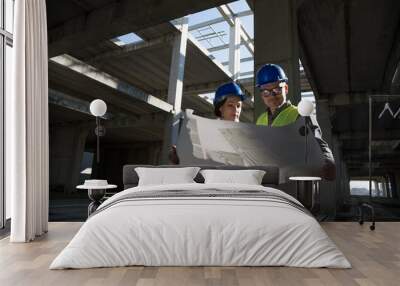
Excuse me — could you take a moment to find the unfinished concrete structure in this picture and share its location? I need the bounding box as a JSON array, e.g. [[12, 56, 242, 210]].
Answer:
[[45, 0, 400, 219]]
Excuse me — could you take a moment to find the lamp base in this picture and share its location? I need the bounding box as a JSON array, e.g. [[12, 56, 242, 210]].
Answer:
[[95, 125, 106, 136], [298, 125, 310, 136], [295, 180, 320, 215]]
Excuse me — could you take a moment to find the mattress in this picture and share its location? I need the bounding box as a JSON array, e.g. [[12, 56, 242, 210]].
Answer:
[[50, 183, 351, 269]]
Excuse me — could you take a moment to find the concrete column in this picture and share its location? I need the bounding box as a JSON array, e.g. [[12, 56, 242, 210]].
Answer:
[[394, 171, 400, 198], [373, 180, 379, 196], [149, 142, 162, 165], [254, 0, 301, 120], [229, 16, 241, 80], [161, 17, 188, 164], [385, 174, 392, 198], [315, 99, 337, 217], [67, 126, 90, 193], [50, 124, 89, 194], [382, 178, 387, 197], [336, 151, 350, 211], [388, 172, 398, 198]]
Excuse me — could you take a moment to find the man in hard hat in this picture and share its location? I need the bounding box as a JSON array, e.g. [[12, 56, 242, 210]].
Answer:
[[255, 63, 336, 180], [169, 82, 245, 164]]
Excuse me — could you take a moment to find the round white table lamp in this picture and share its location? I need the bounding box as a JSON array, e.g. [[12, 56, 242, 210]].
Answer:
[[90, 99, 107, 117], [298, 99, 314, 116], [90, 99, 107, 165], [298, 99, 314, 164]]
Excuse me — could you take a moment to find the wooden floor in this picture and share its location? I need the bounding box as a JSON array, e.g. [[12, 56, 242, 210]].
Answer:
[[0, 222, 399, 286]]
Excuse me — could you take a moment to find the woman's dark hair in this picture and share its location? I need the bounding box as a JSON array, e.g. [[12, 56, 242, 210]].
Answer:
[[214, 97, 227, 118]]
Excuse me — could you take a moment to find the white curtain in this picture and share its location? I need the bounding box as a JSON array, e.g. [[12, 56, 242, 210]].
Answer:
[[7, 0, 49, 242]]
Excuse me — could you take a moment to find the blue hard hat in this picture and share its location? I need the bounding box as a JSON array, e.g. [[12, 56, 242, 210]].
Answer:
[[256, 64, 288, 87], [213, 82, 245, 106]]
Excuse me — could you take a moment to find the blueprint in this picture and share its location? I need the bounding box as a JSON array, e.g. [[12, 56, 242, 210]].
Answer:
[[176, 110, 325, 183]]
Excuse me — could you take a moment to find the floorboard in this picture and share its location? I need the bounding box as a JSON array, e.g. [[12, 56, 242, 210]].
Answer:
[[0, 222, 399, 286]]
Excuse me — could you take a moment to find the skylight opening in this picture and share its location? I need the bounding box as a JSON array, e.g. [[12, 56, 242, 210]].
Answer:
[[240, 15, 254, 37], [228, 0, 251, 14], [192, 21, 230, 50], [188, 7, 221, 26], [198, 92, 215, 104], [111, 33, 144, 46]]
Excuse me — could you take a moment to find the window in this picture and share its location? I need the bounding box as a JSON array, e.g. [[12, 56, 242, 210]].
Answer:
[[0, 13, 4, 229], [350, 180, 372, 196], [5, 0, 13, 33], [1, 0, 14, 229], [350, 178, 391, 198], [4, 42, 11, 220]]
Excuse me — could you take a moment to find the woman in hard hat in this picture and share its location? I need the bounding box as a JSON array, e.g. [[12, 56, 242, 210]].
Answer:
[[213, 82, 245, 122], [169, 82, 245, 164]]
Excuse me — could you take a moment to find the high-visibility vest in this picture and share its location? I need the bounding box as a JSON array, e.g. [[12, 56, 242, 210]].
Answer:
[[256, 105, 299, 127]]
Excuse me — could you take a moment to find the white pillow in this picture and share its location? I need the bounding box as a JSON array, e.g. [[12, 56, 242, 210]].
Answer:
[[135, 167, 200, 186], [200, 169, 266, 185]]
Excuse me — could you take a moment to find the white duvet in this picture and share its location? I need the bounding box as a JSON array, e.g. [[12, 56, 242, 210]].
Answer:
[[50, 183, 351, 269]]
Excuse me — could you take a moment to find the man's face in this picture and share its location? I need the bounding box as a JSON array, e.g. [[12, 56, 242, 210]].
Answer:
[[219, 96, 242, 122], [259, 81, 287, 110]]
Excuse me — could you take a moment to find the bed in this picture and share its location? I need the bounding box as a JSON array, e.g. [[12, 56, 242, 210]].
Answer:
[[50, 165, 351, 269]]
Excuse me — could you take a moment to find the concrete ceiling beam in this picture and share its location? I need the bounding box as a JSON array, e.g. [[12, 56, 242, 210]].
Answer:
[[326, 93, 395, 106], [188, 10, 253, 31], [217, 4, 254, 55], [338, 130, 400, 141], [49, 88, 111, 119], [48, 0, 233, 57], [382, 19, 400, 93], [50, 55, 174, 113], [85, 33, 178, 63]]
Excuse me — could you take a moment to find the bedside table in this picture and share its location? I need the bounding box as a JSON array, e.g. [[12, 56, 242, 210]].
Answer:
[[289, 176, 321, 214], [77, 184, 117, 216]]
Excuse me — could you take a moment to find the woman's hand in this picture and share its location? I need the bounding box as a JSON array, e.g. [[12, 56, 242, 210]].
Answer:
[[168, 145, 180, 165]]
